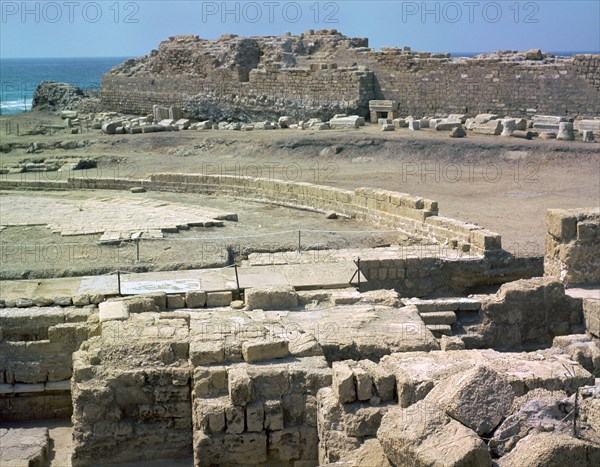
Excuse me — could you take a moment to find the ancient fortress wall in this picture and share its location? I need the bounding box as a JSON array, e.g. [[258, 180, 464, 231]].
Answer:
[[545, 208, 600, 285], [99, 32, 600, 119]]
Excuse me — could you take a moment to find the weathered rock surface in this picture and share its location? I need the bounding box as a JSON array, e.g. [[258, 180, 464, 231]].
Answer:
[[377, 401, 492, 467], [424, 364, 515, 435]]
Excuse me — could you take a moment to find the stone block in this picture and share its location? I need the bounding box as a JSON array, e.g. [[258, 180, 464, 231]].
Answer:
[[245, 286, 298, 310], [242, 338, 289, 362], [98, 301, 129, 322], [225, 404, 245, 434], [167, 294, 186, 309], [359, 360, 395, 402], [206, 291, 232, 307], [45, 380, 71, 391], [546, 209, 577, 241], [227, 367, 254, 405], [583, 299, 599, 338], [246, 402, 264, 432], [435, 122, 461, 131], [378, 401, 491, 467], [557, 122, 574, 141], [332, 361, 356, 403], [472, 119, 502, 135], [440, 335, 466, 351], [186, 291, 207, 308], [408, 120, 420, 131], [577, 220, 599, 243], [72, 294, 90, 306], [53, 296, 72, 307], [353, 367, 373, 401], [190, 340, 225, 366], [582, 130, 595, 142], [264, 400, 284, 430], [424, 365, 515, 435]]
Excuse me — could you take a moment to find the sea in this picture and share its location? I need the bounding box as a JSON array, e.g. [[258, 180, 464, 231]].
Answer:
[[0, 57, 127, 115], [1, 52, 596, 116]]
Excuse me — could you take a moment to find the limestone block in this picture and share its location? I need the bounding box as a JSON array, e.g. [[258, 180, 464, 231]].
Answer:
[[329, 116, 361, 129], [515, 118, 528, 130], [72, 294, 90, 306], [470, 228, 502, 250], [435, 122, 461, 131], [332, 361, 356, 403], [190, 340, 225, 366], [408, 120, 420, 131], [194, 432, 267, 466], [359, 360, 395, 402], [278, 116, 295, 128], [577, 220, 599, 243], [557, 122, 574, 141], [246, 402, 264, 432], [501, 118, 516, 136], [380, 123, 395, 131], [98, 301, 129, 322], [582, 130, 595, 142], [175, 119, 190, 130], [227, 367, 255, 405], [449, 125, 466, 138], [424, 365, 515, 435], [206, 291, 232, 307], [193, 366, 228, 398], [242, 338, 289, 362], [0, 427, 50, 467], [352, 367, 373, 401], [264, 400, 284, 430], [225, 404, 245, 434], [248, 365, 290, 398], [472, 119, 502, 135], [440, 335, 465, 351], [185, 290, 206, 308], [378, 401, 491, 467], [496, 433, 600, 466], [474, 113, 499, 124], [138, 292, 167, 310], [245, 286, 298, 310], [392, 118, 406, 128], [546, 208, 577, 241], [53, 296, 73, 307], [45, 380, 71, 391], [167, 294, 186, 309], [583, 299, 599, 338]]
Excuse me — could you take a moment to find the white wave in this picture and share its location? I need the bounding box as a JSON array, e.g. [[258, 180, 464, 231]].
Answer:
[[0, 98, 33, 113]]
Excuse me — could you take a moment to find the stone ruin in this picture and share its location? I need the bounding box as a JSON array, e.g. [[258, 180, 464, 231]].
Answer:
[[99, 30, 600, 121], [1, 168, 599, 466]]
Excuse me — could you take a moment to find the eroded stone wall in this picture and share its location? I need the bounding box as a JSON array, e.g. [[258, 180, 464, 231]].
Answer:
[[545, 208, 600, 285], [99, 31, 600, 120]]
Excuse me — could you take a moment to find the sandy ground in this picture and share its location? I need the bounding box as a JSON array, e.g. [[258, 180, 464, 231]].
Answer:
[[1, 110, 599, 270]]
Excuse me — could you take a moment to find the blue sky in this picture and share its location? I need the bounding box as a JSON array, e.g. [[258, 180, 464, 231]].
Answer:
[[1, 1, 599, 58]]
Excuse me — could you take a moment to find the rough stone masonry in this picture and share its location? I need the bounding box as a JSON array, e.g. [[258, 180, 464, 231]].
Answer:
[[100, 30, 600, 121]]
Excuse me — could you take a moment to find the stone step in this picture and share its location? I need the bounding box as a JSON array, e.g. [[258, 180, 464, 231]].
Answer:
[[420, 311, 457, 325], [404, 297, 481, 312], [426, 324, 453, 336]]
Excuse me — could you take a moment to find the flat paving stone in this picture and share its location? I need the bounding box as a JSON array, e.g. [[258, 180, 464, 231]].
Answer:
[[0, 192, 236, 240]]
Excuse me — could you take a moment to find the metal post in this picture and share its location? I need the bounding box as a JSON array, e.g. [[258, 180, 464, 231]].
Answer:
[[297, 230, 301, 254], [357, 257, 361, 289], [117, 270, 121, 295], [136, 238, 140, 262], [234, 264, 241, 299]]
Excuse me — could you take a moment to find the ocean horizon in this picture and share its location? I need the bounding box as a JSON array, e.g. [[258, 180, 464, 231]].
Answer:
[[1, 51, 598, 115], [0, 57, 128, 115]]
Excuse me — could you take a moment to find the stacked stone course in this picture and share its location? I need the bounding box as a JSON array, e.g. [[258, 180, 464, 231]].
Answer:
[[100, 31, 600, 120]]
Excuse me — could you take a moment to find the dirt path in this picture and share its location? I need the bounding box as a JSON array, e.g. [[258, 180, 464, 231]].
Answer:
[[2, 111, 599, 261]]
